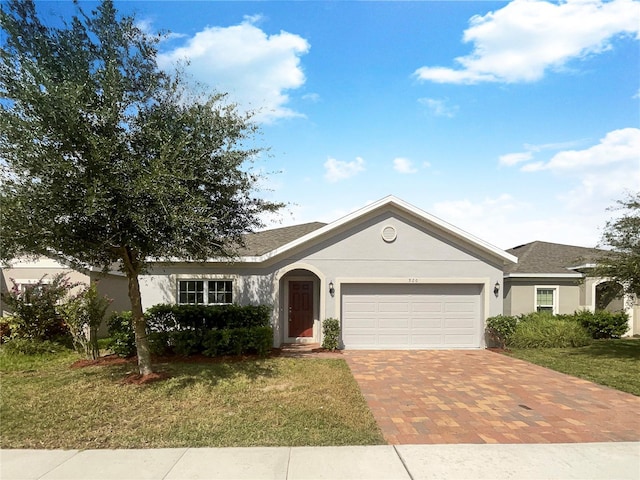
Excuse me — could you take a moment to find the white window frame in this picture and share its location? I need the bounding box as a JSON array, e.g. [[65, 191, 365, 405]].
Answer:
[[176, 278, 235, 306], [534, 285, 559, 314]]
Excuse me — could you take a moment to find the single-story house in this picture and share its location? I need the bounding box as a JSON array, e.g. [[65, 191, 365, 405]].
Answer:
[[4, 196, 636, 346], [504, 240, 639, 336], [137, 196, 516, 349]]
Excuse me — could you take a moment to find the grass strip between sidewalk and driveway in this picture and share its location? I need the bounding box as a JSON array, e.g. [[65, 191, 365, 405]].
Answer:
[[505, 338, 640, 396], [0, 351, 385, 449]]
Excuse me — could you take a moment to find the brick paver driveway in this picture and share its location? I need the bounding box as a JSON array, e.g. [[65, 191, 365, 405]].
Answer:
[[344, 350, 640, 445]]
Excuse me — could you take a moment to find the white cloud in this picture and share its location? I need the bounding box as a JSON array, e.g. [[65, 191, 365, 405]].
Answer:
[[523, 128, 640, 172], [498, 151, 533, 166], [525, 129, 640, 213], [393, 157, 418, 174], [431, 193, 610, 249], [302, 93, 321, 102], [324, 156, 366, 182], [418, 97, 459, 117], [469, 128, 640, 248], [414, 0, 640, 84], [158, 17, 310, 122]]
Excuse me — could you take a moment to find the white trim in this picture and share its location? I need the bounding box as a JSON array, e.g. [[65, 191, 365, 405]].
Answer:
[[12, 278, 53, 285], [505, 273, 583, 279], [568, 263, 597, 270], [535, 285, 559, 315], [158, 196, 518, 266], [174, 276, 236, 305]]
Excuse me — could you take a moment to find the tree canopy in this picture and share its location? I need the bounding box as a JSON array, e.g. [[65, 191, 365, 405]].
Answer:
[[0, 0, 282, 374], [594, 192, 640, 300]]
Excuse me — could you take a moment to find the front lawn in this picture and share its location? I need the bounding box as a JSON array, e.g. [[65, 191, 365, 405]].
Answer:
[[506, 339, 640, 396], [0, 350, 384, 449]]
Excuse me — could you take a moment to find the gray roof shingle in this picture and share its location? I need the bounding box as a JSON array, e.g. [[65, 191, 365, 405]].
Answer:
[[505, 241, 603, 275], [236, 222, 327, 256]]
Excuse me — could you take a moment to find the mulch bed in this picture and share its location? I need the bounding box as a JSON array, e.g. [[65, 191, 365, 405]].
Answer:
[[70, 348, 343, 385]]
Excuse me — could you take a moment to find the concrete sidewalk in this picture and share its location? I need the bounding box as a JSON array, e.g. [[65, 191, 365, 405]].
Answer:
[[2, 443, 639, 480]]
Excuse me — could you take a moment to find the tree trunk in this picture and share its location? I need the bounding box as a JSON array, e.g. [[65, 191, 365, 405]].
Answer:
[[121, 248, 153, 375]]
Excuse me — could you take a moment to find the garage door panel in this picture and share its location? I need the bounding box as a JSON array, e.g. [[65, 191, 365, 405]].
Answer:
[[378, 301, 410, 313], [341, 283, 481, 349], [411, 334, 445, 344], [444, 318, 475, 328], [411, 302, 443, 313], [378, 334, 410, 345], [411, 318, 443, 328], [444, 334, 475, 345], [344, 302, 377, 313], [346, 334, 377, 345], [378, 318, 410, 328]]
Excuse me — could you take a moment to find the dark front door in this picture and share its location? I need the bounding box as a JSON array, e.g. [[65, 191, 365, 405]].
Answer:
[[289, 281, 314, 338]]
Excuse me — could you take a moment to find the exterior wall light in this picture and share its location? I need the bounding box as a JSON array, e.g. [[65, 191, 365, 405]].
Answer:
[[494, 281, 500, 297], [329, 281, 335, 297]]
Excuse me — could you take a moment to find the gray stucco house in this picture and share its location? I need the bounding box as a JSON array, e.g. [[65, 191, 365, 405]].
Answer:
[[6, 196, 635, 346], [137, 196, 517, 349], [504, 241, 639, 335]]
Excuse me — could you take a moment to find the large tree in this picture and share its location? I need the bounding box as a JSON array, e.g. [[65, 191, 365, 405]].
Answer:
[[0, 0, 282, 375], [593, 192, 640, 300]]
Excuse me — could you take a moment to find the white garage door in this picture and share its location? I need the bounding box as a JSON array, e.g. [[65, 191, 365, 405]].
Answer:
[[341, 284, 482, 349]]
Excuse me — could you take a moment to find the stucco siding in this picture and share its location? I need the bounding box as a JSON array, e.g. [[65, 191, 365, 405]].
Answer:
[[1, 258, 90, 315], [506, 279, 583, 316]]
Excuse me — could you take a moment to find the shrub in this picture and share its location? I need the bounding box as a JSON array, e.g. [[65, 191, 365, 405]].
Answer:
[[249, 326, 273, 356], [107, 305, 273, 358], [106, 311, 136, 357], [0, 273, 76, 342], [60, 283, 111, 359], [171, 330, 203, 356], [202, 326, 273, 357], [0, 317, 13, 343], [145, 304, 271, 333], [147, 331, 171, 356], [322, 318, 341, 351], [485, 315, 517, 348], [0, 338, 69, 355], [573, 310, 629, 339], [509, 316, 591, 348]]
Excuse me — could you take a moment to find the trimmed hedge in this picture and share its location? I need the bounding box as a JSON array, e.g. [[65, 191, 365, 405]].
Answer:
[[571, 310, 629, 339], [145, 304, 271, 332], [107, 304, 273, 358]]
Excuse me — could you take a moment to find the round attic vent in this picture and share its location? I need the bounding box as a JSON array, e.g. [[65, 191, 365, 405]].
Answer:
[[381, 225, 397, 243]]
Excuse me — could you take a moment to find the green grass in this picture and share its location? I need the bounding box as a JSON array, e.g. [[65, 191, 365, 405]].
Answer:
[[0, 350, 384, 449], [506, 338, 640, 396]]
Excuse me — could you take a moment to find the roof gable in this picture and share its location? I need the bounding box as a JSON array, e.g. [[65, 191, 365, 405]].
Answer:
[[244, 196, 516, 265]]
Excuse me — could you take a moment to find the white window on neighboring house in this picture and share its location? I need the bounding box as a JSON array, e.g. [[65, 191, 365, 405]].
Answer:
[[535, 287, 558, 314], [177, 280, 233, 305]]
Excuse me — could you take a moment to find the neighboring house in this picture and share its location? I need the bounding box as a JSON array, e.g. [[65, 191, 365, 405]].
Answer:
[[0, 256, 90, 314], [503, 241, 639, 336], [137, 196, 517, 349], [1, 256, 129, 336]]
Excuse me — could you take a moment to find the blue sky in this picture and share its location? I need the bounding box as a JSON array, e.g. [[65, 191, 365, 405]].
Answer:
[[38, 0, 639, 249]]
